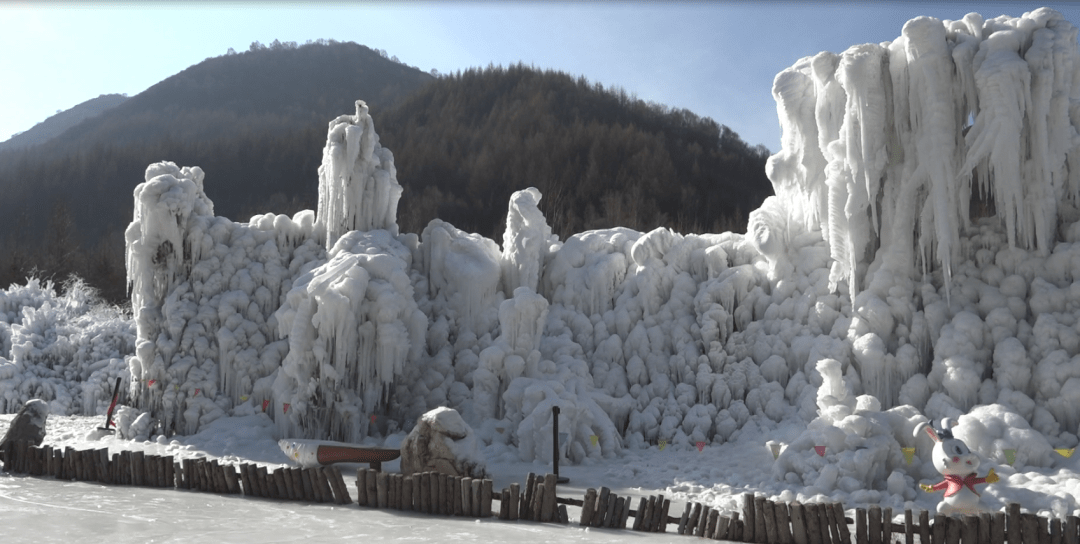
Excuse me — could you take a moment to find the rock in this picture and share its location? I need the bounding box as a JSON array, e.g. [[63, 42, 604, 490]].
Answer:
[[400, 407, 486, 478], [0, 399, 49, 451]]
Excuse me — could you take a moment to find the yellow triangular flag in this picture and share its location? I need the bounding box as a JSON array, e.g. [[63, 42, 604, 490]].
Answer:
[[658, 439, 667, 451], [902, 447, 915, 465], [590, 435, 598, 447], [1055, 448, 1075, 458], [770, 443, 781, 460], [1004, 449, 1016, 465]]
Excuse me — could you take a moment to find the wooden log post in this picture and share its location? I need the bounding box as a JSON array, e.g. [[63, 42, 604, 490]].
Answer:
[[375, 469, 389, 508], [706, 509, 720, 539], [620, 495, 632, 528], [531, 484, 544, 521], [427, 473, 438, 514], [686, 502, 702, 536], [640, 496, 655, 532], [717, 515, 734, 541], [451, 476, 462, 516], [558, 503, 569, 524], [677, 502, 692, 535], [731, 512, 743, 542], [237, 463, 251, 495], [1066, 516, 1079, 544], [610, 496, 624, 529], [947, 516, 964, 544], [499, 488, 509, 519], [632, 497, 648, 531], [790, 502, 809, 544], [904, 509, 915, 544], [744, 493, 757, 543], [648, 496, 665, 531], [763, 499, 778, 544], [756, 496, 769, 543], [460, 476, 472, 517], [1008, 503, 1022, 544], [522, 473, 536, 520], [933, 514, 947, 544], [869, 505, 883, 544], [593, 487, 610, 527], [482, 479, 494, 518], [963, 515, 979, 544], [580, 488, 597, 527], [257, 465, 274, 498], [805, 503, 822, 544], [833, 503, 850, 544], [509, 482, 520, 521], [696, 505, 711, 537], [818, 503, 833, 544], [1051, 518, 1062, 544], [856, 507, 868, 544], [775, 501, 793, 544], [993, 511, 1007, 544], [402, 474, 413, 511], [920, 510, 931, 544], [540, 474, 555, 522], [1022, 513, 1040, 544], [299, 467, 314, 501]]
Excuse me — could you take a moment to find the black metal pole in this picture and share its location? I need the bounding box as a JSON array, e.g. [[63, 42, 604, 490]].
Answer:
[[552, 405, 568, 483]]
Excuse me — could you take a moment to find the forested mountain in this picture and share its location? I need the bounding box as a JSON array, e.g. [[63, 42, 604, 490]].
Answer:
[[0, 93, 129, 152], [0, 42, 772, 304], [378, 64, 773, 240]]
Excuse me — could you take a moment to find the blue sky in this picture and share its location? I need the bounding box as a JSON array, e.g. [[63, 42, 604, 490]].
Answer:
[[2, 2, 1079, 152]]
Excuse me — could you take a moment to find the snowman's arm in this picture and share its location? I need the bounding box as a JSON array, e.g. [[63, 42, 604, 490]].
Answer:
[[920, 480, 947, 493]]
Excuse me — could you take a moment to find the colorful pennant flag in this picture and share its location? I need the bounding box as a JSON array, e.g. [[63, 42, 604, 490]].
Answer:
[[814, 445, 826, 457], [194, 388, 200, 397], [283, 403, 290, 414], [371, 414, 377, 423], [696, 441, 705, 452], [770, 443, 781, 460], [1004, 449, 1016, 465], [659, 439, 667, 451], [902, 447, 915, 465], [1055, 448, 1075, 458], [148, 379, 156, 387], [590, 435, 599, 447], [240, 395, 248, 402], [262, 399, 270, 412]]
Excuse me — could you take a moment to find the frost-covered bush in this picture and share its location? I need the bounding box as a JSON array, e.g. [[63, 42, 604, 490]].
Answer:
[[0, 277, 134, 416]]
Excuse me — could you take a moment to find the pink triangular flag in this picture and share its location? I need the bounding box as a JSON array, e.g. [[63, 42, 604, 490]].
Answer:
[[371, 414, 377, 423], [194, 388, 200, 397], [696, 441, 705, 452], [262, 399, 270, 412], [814, 445, 826, 457], [283, 403, 290, 414]]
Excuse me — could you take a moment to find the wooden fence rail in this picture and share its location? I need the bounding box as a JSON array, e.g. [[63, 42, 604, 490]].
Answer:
[[4, 440, 1080, 543]]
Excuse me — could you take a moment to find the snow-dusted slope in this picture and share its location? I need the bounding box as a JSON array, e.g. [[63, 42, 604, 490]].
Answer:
[[5, 7, 1080, 518]]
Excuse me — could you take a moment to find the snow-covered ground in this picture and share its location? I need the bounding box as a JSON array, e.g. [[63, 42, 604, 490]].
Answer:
[[6, 7, 1080, 543]]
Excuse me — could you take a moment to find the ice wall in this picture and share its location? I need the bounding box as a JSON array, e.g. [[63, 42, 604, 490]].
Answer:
[[124, 101, 408, 437], [768, 9, 1080, 297], [316, 101, 403, 248], [115, 11, 1080, 486]]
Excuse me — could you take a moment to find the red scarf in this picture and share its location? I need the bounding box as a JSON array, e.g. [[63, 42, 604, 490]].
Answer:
[[940, 473, 984, 497]]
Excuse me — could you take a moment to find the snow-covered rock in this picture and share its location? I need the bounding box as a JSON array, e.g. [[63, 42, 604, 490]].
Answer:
[[399, 407, 486, 478]]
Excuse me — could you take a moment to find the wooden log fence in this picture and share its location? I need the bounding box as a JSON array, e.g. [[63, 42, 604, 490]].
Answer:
[[5, 440, 1080, 543]]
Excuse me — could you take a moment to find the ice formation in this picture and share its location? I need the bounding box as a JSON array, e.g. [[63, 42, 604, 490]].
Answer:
[[6, 8, 1080, 516]]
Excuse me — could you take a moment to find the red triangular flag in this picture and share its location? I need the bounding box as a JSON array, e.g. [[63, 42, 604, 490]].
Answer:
[[371, 414, 376, 423], [696, 441, 705, 452], [814, 445, 826, 457], [148, 379, 156, 387], [262, 399, 270, 412], [283, 403, 290, 414], [194, 388, 200, 397]]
